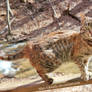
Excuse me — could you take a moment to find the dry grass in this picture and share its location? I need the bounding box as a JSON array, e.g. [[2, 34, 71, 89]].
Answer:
[[54, 61, 80, 75], [13, 58, 81, 79], [14, 58, 37, 78]]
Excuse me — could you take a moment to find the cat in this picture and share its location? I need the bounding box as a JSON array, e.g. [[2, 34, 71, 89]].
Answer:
[[1, 22, 92, 85]]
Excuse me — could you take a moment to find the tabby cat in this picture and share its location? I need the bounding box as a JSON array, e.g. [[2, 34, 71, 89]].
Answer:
[[1, 21, 92, 85]]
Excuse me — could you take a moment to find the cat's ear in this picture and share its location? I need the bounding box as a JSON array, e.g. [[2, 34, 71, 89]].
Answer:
[[80, 13, 87, 34], [80, 13, 86, 27]]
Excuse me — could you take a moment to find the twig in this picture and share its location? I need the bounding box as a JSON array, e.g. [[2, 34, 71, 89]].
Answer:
[[6, 0, 14, 35], [68, 13, 81, 22], [48, 0, 57, 18], [0, 17, 15, 35], [63, 3, 80, 22], [48, 0, 60, 29]]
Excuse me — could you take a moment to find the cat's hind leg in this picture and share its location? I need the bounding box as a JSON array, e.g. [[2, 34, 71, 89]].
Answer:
[[84, 56, 92, 80]]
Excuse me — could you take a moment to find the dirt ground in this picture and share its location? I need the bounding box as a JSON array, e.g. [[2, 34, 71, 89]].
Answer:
[[0, 0, 92, 92], [0, 0, 92, 40]]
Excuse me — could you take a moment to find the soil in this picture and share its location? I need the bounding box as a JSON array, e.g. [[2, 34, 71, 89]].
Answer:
[[0, 0, 92, 41]]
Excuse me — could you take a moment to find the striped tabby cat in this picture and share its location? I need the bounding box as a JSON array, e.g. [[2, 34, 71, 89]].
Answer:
[[1, 21, 92, 85]]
